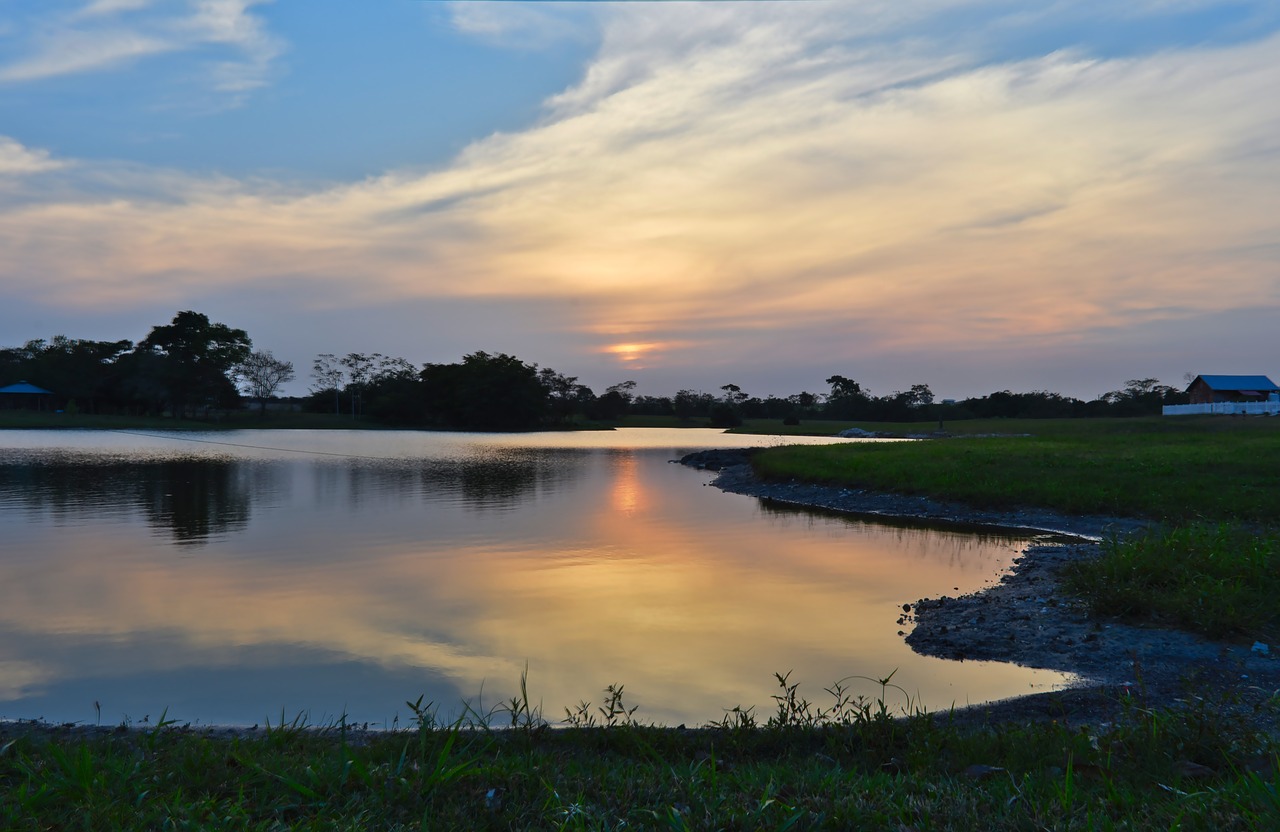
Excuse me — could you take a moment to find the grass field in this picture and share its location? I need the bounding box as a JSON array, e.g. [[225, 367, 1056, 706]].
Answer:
[[1062, 522, 1280, 641], [750, 417, 1280, 522], [3, 676, 1277, 831]]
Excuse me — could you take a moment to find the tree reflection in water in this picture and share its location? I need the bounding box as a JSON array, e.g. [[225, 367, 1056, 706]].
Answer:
[[0, 430, 1075, 727], [137, 460, 251, 545], [0, 458, 251, 545]]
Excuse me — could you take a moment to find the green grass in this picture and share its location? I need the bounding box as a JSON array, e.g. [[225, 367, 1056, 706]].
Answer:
[[1063, 524, 1280, 642], [731, 417, 1090, 437], [2, 675, 1277, 831], [751, 417, 1280, 523]]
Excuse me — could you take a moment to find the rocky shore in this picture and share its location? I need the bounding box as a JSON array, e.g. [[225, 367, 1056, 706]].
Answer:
[[681, 449, 1280, 729]]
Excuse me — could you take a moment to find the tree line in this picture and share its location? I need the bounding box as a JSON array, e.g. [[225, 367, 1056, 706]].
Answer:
[[0, 311, 293, 418], [300, 352, 1188, 427], [1, 310, 1189, 427]]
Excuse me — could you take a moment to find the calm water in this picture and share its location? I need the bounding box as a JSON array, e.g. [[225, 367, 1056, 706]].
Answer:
[[0, 428, 1070, 727]]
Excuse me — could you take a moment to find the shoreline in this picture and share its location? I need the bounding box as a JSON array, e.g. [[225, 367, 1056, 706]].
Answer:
[[685, 449, 1280, 729]]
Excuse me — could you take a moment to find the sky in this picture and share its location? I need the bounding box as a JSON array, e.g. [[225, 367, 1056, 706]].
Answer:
[[0, 0, 1277, 401]]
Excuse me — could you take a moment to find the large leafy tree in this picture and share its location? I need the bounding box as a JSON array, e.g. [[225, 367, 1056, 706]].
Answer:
[[136, 311, 251, 417], [421, 351, 549, 430]]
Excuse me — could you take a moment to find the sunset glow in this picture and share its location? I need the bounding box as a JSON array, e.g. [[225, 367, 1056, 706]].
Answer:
[[1, 1, 1277, 397], [604, 342, 664, 365]]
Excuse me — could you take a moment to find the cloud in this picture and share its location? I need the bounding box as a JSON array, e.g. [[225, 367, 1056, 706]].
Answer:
[[0, 0, 283, 98], [181, 0, 283, 93], [0, 28, 174, 81], [0, 2, 1276, 386], [73, 0, 157, 20], [447, 0, 600, 50], [0, 136, 65, 175]]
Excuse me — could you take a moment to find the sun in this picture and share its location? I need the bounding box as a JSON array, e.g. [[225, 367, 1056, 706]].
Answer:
[[604, 343, 661, 364]]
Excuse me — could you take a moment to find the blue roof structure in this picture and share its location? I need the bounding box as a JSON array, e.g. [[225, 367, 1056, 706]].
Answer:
[[0, 381, 53, 395], [1192, 375, 1280, 392]]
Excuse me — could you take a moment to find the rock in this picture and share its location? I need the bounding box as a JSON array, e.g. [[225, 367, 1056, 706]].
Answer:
[[963, 764, 1005, 780], [1175, 760, 1216, 780], [676, 449, 758, 471], [1252, 641, 1270, 657]]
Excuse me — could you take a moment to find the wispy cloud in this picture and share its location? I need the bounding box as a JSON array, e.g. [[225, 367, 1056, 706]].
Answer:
[[0, 2, 1276, 383], [0, 136, 65, 175], [447, 0, 600, 50], [72, 0, 157, 21], [0, 28, 174, 81], [0, 0, 282, 99], [182, 0, 282, 93]]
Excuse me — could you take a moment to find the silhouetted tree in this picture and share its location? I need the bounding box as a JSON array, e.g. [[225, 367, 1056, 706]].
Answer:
[[339, 352, 384, 418], [629, 394, 674, 417], [672, 389, 715, 420], [907, 383, 934, 408], [823, 374, 871, 419], [363, 356, 423, 424], [135, 311, 251, 417], [789, 391, 819, 419], [421, 351, 549, 430], [709, 402, 742, 427], [0, 335, 133, 413], [236, 350, 296, 416], [539, 367, 586, 423], [1098, 378, 1185, 416], [311, 353, 345, 415], [719, 383, 748, 406], [606, 380, 637, 403]]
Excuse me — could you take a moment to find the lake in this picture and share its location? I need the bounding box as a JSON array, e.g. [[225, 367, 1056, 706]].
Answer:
[[0, 428, 1071, 728]]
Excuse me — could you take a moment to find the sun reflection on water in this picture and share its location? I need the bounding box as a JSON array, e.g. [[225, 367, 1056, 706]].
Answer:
[[0, 429, 1074, 726]]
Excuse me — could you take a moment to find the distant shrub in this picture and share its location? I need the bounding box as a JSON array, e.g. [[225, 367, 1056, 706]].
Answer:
[[709, 403, 743, 428]]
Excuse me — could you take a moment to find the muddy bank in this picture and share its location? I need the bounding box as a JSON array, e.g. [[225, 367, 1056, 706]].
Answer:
[[683, 451, 1280, 729], [682, 447, 1146, 540]]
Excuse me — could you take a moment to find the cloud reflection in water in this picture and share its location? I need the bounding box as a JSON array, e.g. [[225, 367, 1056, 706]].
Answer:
[[0, 430, 1073, 726]]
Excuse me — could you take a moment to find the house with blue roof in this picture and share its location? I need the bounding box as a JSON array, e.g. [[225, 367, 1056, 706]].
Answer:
[[1186, 375, 1280, 405], [0, 380, 55, 410]]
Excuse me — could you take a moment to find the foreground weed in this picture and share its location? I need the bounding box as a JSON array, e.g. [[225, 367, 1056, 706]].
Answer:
[[501, 664, 548, 731], [564, 683, 638, 728], [766, 670, 915, 730]]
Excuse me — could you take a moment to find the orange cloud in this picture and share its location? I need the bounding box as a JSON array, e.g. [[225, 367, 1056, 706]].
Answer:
[[1, 10, 1276, 375]]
